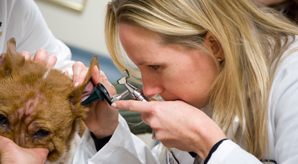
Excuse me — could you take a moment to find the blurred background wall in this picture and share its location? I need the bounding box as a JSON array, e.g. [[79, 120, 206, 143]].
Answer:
[[35, 0, 123, 82], [35, 0, 109, 57]]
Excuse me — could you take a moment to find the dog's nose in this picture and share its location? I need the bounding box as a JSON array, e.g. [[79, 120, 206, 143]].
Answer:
[[14, 133, 26, 147]]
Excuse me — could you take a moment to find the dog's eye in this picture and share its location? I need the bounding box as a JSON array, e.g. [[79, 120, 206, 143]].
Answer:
[[0, 114, 8, 128], [34, 129, 50, 139]]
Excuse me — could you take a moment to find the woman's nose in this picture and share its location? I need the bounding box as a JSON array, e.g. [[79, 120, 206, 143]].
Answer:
[[142, 75, 163, 98]]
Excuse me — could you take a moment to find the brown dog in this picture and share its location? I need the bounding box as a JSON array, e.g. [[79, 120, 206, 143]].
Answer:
[[0, 38, 97, 163]]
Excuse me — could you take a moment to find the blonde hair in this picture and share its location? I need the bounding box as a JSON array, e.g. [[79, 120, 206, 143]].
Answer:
[[105, 0, 298, 159]]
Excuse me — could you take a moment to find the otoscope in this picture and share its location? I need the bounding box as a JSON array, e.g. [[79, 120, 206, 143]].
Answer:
[[81, 69, 156, 139], [81, 69, 149, 106]]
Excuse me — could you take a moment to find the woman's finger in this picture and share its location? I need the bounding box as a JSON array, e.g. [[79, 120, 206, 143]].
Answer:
[[72, 61, 88, 86], [31, 148, 49, 162], [99, 70, 109, 83], [0, 135, 13, 154], [45, 54, 57, 68], [112, 100, 153, 113], [91, 65, 101, 85], [33, 49, 47, 63], [90, 66, 116, 97], [60, 68, 69, 75], [20, 51, 31, 60], [60, 69, 73, 79]]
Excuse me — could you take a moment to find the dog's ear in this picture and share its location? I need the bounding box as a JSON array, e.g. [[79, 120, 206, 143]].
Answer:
[[0, 38, 25, 77], [68, 55, 99, 118]]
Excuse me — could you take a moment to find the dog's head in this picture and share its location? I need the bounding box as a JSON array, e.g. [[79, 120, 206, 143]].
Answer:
[[0, 38, 97, 161]]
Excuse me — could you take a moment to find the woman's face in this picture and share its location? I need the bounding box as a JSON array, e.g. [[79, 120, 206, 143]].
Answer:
[[118, 23, 219, 109]]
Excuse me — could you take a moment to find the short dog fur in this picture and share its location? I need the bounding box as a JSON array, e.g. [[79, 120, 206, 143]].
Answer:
[[0, 38, 97, 163]]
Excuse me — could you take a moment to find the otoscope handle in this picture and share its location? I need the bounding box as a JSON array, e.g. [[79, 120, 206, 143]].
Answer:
[[81, 83, 112, 105], [129, 89, 148, 102]]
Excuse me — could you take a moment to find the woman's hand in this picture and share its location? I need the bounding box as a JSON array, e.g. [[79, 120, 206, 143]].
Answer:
[[72, 62, 119, 139], [20, 49, 57, 68], [112, 100, 226, 160], [0, 130, 49, 164]]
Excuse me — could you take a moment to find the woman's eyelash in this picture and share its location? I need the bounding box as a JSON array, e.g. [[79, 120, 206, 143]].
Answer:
[[149, 65, 159, 70]]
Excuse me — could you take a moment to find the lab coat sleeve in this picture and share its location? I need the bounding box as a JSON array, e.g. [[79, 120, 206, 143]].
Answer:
[[207, 140, 262, 164], [6, 0, 74, 72], [73, 114, 160, 164]]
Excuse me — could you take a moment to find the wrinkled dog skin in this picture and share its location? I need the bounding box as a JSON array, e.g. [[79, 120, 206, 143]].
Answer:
[[0, 38, 97, 163]]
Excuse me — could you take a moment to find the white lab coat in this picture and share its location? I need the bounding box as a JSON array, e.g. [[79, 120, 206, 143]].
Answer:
[[0, 0, 74, 72], [73, 39, 298, 163]]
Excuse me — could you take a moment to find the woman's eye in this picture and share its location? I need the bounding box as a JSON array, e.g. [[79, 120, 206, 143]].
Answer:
[[0, 114, 8, 127], [34, 129, 50, 139], [149, 65, 159, 70]]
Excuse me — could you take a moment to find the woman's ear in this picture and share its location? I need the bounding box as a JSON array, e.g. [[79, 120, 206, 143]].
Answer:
[[204, 32, 224, 61]]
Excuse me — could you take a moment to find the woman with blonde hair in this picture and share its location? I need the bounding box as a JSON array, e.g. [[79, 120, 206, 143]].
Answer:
[[71, 0, 298, 163], [1, 0, 298, 163]]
